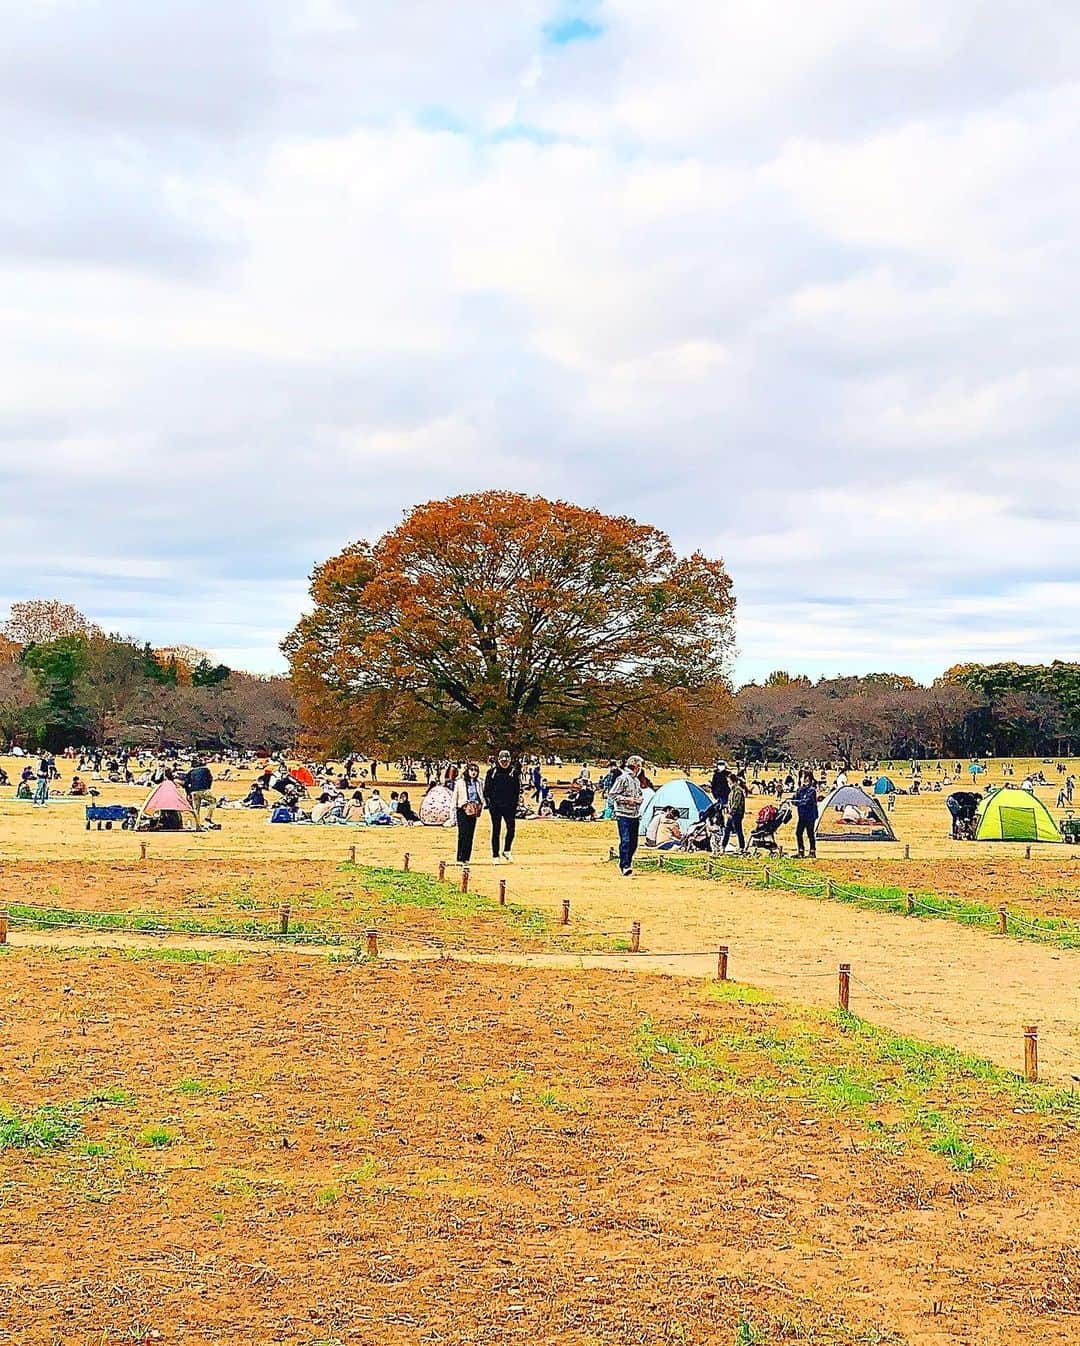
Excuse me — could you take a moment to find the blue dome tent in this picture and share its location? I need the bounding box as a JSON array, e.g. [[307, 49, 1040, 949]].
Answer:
[[873, 776, 897, 795], [640, 779, 713, 835]]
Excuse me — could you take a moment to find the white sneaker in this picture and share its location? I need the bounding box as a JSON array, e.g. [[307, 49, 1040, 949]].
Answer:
[[492, 855, 503, 864], [502, 852, 513, 863]]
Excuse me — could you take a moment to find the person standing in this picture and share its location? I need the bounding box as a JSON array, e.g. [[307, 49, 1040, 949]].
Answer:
[[183, 757, 216, 832], [607, 755, 644, 876], [453, 763, 485, 863], [484, 750, 521, 863], [792, 769, 818, 859], [710, 761, 731, 811], [721, 776, 747, 852]]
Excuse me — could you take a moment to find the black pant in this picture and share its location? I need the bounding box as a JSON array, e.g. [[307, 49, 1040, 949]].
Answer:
[[722, 814, 745, 851], [490, 806, 516, 857], [456, 808, 478, 862], [796, 818, 816, 855]]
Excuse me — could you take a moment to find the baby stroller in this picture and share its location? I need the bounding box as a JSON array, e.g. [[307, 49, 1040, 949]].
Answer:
[[679, 817, 714, 852], [746, 802, 792, 857]]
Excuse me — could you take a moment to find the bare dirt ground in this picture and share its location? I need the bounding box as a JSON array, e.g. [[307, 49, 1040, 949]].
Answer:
[[1, 756, 1079, 1083], [0, 950, 1077, 1346]]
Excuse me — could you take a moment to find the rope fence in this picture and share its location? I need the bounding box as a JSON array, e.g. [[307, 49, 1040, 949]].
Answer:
[[0, 844, 1069, 1084], [631, 851, 1080, 952]]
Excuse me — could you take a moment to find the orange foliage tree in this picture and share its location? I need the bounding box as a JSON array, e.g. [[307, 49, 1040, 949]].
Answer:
[[284, 492, 736, 759], [2, 599, 98, 646]]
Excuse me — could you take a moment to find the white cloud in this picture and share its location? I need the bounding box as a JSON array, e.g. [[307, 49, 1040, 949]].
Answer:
[[0, 1, 1077, 681]]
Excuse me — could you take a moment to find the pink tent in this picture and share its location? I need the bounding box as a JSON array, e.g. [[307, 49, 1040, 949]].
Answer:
[[139, 780, 194, 816]]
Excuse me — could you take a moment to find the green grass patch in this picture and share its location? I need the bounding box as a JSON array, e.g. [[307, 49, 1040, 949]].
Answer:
[[140, 1125, 177, 1149], [640, 853, 1080, 951], [0, 1087, 133, 1154], [635, 1002, 1078, 1172]]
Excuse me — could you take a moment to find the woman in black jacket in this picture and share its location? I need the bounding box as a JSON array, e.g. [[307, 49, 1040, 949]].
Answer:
[[484, 750, 521, 862]]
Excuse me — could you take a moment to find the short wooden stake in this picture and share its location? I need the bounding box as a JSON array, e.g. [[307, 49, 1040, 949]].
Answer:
[[630, 921, 641, 953], [826, 878, 835, 899], [905, 892, 915, 915], [140, 841, 147, 861], [998, 907, 1008, 935], [716, 945, 729, 982], [608, 846, 615, 861], [461, 866, 470, 894], [1025, 845, 1031, 860], [349, 845, 356, 864], [838, 962, 851, 1012], [498, 879, 506, 906], [707, 858, 714, 877], [0, 909, 8, 946], [1024, 1025, 1038, 1083], [278, 903, 291, 935], [763, 867, 770, 887], [366, 928, 379, 959], [658, 853, 665, 870], [403, 852, 410, 872], [438, 860, 446, 882], [904, 844, 911, 860], [561, 898, 570, 926]]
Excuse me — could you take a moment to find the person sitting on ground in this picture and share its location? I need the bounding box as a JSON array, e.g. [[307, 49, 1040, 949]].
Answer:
[[345, 790, 366, 823], [396, 790, 419, 822], [69, 776, 88, 797], [557, 785, 580, 819], [654, 807, 684, 851], [241, 781, 267, 808], [572, 782, 596, 820], [365, 789, 393, 824]]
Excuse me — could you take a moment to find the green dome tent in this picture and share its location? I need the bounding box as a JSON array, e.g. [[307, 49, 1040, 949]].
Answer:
[[974, 787, 1060, 843]]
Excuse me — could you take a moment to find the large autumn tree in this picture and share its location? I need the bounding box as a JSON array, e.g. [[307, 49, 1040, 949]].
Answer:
[[284, 492, 736, 759]]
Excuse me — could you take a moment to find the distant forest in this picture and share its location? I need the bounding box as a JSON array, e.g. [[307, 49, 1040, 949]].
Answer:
[[724, 664, 1080, 765], [0, 600, 296, 752]]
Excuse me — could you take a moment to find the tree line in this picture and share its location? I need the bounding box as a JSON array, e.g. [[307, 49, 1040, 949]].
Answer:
[[725, 664, 1080, 765], [0, 600, 296, 752]]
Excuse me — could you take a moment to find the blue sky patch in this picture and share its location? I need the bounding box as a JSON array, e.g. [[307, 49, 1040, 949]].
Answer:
[[544, 16, 604, 45]]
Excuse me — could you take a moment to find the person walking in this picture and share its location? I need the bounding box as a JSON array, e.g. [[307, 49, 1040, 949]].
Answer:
[[792, 769, 819, 858], [182, 757, 216, 832], [484, 750, 521, 863], [607, 755, 644, 876], [721, 775, 747, 852], [453, 762, 485, 864]]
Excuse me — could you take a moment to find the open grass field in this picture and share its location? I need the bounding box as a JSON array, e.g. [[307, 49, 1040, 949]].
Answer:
[[0, 754, 1078, 1342]]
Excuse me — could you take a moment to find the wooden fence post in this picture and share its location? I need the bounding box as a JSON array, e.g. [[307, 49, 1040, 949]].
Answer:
[[366, 928, 379, 959], [403, 852, 410, 872], [1025, 845, 1032, 860], [349, 845, 356, 864], [904, 844, 911, 860], [499, 879, 506, 907], [278, 903, 291, 935], [838, 962, 851, 1012], [461, 866, 470, 894], [905, 892, 915, 915], [763, 867, 770, 887], [438, 860, 446, 882], [0, 909, 8, 946], [561, 899, 570, 926], [826, 878, 835, 899], [608, 846, 615, 862], [997, 907, 1008, 935], [716, 946, 729, 982], [630, 921, 641, 953], [657, 854, 665, 870], [140, 840, 147, 862], [706, 858, 714, 877], [1024, 1025, 1038, 1082]]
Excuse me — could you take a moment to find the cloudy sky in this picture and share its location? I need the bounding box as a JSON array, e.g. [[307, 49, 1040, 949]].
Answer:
[[3, 0, 1079, 685]]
